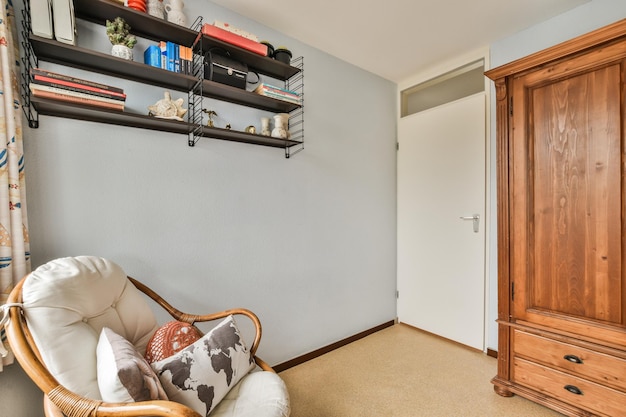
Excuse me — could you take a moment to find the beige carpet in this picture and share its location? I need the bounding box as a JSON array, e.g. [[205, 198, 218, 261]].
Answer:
[[279, 324, 565, 417]]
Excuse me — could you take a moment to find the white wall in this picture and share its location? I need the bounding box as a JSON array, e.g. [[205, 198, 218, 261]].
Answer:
[[0, 0, 397, 415], [486, 0, 626, 349]]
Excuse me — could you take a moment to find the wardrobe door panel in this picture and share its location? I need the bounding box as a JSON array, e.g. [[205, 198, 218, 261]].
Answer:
[[510, 57, 626, 346]]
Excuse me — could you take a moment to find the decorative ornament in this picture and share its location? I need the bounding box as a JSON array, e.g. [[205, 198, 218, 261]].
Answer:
[[271, 113, 290, 139], [202, 109, 217, 127], [148, 91, 187, 120], [261, 117, 270, 136], [164, 0, 187, 26]]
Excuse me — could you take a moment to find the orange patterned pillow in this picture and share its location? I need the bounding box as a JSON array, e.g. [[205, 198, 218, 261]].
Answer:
[[145, 321, 204, 363]]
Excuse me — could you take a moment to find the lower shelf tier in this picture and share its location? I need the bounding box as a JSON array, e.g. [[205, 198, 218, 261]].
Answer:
[[30, 97, 303, 149]]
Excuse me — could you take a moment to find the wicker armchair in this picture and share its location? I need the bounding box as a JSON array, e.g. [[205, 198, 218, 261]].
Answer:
[[4, 256, 290, 417]]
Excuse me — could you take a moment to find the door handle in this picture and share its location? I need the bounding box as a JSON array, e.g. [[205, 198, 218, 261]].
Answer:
[[460, 214, 480, 233]]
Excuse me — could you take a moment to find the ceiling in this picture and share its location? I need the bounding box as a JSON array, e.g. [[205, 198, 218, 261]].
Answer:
[[210, 0, 590, 82]]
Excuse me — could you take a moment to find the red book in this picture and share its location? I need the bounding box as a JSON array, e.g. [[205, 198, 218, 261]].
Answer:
[[202, 24, 268, 56], [32, 74, 127, 99], [31, 79, 126, 101], [31, 68, 125, 94], [32, 89, 125, 111]]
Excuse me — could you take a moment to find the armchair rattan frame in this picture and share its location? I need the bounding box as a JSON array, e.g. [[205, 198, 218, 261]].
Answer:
[[5, 275, 275, 417]]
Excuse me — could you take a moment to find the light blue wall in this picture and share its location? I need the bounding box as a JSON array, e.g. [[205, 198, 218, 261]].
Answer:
[[486, 0, 626, 350], [0, 0, 397, 415]]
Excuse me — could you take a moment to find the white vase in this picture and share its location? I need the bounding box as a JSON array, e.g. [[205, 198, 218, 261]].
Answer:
[[261, 117, 271, 136], [111, 44, 133, 60], [165, 0, 186, 26], [271, 113, 290, 139], [147, 0, 165, 18]]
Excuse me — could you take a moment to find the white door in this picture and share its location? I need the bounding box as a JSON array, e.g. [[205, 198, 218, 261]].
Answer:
[[397, 92, 486, 350]]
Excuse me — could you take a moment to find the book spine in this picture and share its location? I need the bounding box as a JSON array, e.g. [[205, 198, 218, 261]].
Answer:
[[256, 90, 301, 104], [30, 83, 126, 105], [32, 74, 127, 99], [174, 44, 180, 72], [159, 41, 167, 70], [32, 90, 125, 111], [180, 46, 187, 75], [31, 79, 126, 101], [255, 83, 299, 97], [166, 41, 176, 72], [185, 46, 193, 75], [144, 45, 161, 68], [257, 86, 300, 99], [31, 68, 124, 94]]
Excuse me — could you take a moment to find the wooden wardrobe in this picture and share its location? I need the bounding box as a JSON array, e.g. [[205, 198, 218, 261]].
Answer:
[[485, 19, 626, 417]]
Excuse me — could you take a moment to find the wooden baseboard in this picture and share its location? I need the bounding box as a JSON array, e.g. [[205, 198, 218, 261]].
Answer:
[[273, 320, 395, 373], [487, 348, 498, 358]]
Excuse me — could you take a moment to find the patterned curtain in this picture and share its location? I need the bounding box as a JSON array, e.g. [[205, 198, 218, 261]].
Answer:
[[0, 0, 31, 372]]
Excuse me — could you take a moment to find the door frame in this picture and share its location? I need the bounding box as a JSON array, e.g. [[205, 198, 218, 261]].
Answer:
[[396, 47, 494, 352]]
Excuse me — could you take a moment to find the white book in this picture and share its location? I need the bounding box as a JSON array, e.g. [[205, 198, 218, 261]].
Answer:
[[30, 0, 53, 39], [51, 0, 75, 45]]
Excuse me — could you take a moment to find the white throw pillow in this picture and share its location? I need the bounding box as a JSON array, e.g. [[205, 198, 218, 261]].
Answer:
[[151, 315, 255, 416], [97, 327, 168, 403]]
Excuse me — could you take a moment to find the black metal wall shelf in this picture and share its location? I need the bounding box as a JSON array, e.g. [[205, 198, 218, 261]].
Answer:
[[20, 0, 304, 157]]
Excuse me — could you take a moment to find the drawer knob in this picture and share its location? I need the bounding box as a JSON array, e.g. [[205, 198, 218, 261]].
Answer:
[[564, 385, 584, 395], [563, 354, 583, 364]]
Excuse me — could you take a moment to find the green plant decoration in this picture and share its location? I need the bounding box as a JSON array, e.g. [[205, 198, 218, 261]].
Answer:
[[105, 17, 137, 49]]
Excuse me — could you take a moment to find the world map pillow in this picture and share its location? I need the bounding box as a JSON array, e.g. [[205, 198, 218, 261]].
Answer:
[[96, 327, 169, 403], [145, 320, 204, 363], [150, 315, 255, 415]]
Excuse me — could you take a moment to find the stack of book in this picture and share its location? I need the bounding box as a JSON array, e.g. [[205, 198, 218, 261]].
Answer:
[[29, 68, 126, 111], [254, 83, 301, 105], [202, 23, 268, 56], [144, 41, 193, 75]]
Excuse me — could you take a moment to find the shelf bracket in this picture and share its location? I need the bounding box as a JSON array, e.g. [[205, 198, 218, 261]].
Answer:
[[19, 5, 39, 129], [187, 16, 203, 147]]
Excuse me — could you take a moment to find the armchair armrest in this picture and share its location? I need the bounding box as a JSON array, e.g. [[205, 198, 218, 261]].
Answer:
[[128, 277, 273, 372]]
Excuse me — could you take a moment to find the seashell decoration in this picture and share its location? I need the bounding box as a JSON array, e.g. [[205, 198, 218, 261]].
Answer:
[[148, 91, 187, 120]]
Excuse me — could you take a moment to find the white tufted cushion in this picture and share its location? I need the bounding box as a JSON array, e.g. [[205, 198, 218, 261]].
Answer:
[[22, 256, 159, 400], [211, 371, 291, 417]]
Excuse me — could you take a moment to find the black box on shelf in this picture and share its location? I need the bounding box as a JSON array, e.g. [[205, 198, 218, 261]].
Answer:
[[204, 49, 247, 89]]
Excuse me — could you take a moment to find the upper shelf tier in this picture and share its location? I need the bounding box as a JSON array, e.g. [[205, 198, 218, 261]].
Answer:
[[72, 0, 300, 80], [29, 35, 301, 113]]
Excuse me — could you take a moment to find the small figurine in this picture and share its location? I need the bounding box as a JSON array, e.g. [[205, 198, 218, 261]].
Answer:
[[202, 109, 217, 127], [148, 91, 187, 120], [271, 113, 290, 139]]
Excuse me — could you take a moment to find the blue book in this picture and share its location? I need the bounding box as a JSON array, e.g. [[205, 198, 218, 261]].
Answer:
[[159, 41, 167, 69], [166, 41, 176, 72], [143, 45, 161, 68], [174, 43, 180, 73]]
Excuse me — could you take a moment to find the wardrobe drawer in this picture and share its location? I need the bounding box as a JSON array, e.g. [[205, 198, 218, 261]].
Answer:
[[514, 358, 626, 417], [513, 330, 626, 392]]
